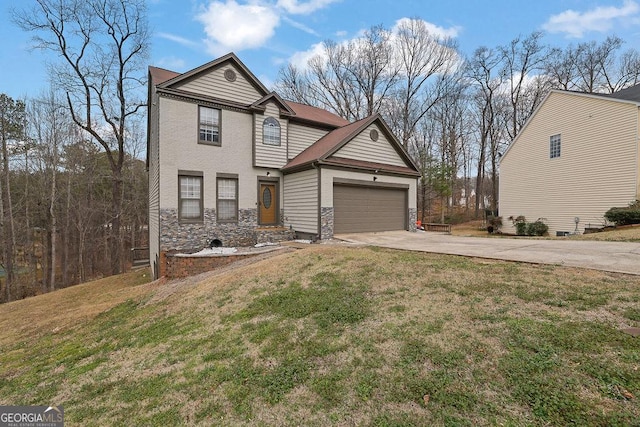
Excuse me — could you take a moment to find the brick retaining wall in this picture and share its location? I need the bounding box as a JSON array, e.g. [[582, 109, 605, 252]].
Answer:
[[164, 247, 284, 278]]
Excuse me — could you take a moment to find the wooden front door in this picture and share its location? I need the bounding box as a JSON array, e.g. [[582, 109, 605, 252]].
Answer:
[[259, 182, 277, 225]]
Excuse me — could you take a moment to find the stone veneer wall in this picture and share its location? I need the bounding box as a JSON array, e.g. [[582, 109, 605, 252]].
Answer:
[[320, 207, 334, 240], [160, 208, 259, 251], [408, 208, 417, 232]]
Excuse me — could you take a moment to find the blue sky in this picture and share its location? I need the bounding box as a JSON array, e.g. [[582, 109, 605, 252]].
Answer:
[[2, 0, 640, 99]]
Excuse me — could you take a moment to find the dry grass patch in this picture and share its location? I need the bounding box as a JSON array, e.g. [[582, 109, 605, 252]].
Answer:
[[0, 269, 153, 347], [0, 247, 639, 426], [570, 225, 640, 242]]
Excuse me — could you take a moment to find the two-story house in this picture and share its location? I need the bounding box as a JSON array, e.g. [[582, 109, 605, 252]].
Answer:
[[147, 53, 419, 279]]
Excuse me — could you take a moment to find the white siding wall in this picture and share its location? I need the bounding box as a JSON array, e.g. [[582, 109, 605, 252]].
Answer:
[[176, 63, 262, 105], [254, 102, 288, 168], [288, 123, 328, 159], [158, 97, 279, 210], [637, 109, 640, 200], [500, 92, 640, 234], [334, 123, 406, 166], [149, 89, 160, 278], [284, 169, 318, 233], [320, 169, 417, 208]]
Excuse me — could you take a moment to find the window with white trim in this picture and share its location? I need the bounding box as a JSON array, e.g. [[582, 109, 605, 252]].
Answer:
[[199, 106, 220, 145], [179, 174, 203, 221], [550, 134, 561, 159], [217, 177, 238, 222], [263, 117, 281, 146]]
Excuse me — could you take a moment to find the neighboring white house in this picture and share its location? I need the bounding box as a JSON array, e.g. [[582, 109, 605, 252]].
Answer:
[[499, 85, 640, 235], [147, 53, 419, 278]]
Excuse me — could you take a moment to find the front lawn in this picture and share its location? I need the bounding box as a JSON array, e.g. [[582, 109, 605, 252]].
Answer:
[[0, 246, 638, 426]]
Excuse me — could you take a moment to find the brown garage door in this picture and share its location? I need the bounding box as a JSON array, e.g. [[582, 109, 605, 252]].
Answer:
[[333, 184, 407, 233]]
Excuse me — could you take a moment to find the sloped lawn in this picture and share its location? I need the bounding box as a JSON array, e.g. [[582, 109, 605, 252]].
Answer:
[[1, 246, 638, 426]]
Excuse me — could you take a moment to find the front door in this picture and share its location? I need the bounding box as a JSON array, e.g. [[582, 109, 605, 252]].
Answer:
[[259, 182, 277, 225]]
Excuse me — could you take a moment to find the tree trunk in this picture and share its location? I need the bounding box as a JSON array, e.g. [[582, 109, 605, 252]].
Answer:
[[1, 129, 15, 302], [49, 165, 57, 292], [111, 169, 123, 275], [62, 176, 71, 287]]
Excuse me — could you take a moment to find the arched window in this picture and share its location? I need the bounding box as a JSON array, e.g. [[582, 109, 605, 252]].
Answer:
[[263, 117, 281, 146]]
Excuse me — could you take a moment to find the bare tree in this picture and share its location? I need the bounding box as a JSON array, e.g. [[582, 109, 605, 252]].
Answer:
[[499, 32, 549, 140], [28, 91, 73, 292], [391, 18, 459, 148], [574, 36, 623, 93], [544, 46, 580, 91], [467, 47, 503, 217], [14, 0, 150, 275], [0, 94, 25, 302]]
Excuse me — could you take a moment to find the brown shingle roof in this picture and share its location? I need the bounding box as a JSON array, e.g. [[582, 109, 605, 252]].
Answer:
[[149, 66, 180, 86], [283, 116, 374, 171], [284, 101, 350, 128]]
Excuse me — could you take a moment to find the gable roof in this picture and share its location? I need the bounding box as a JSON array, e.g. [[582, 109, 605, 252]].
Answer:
[[282, 114, 419, 176], [250, 92, 296, 116], [501, 88, 640, 164], [149, 54, 349, 129], [606, 83, 640, 102], [156, 52, 270, 96], [149, 66, 180, 86]]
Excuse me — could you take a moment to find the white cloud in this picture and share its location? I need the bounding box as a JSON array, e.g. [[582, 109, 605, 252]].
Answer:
[[392, 17, 461, 39], [196, 1, 280, 56], [335, 30, 348, 37], [276, 0, 341, 15], [288, 42, 327, 69], [542, 0, 640, 38], [282, 15, 320, 36], [286, 17, 464, 76], [156, 32, 199, 48]]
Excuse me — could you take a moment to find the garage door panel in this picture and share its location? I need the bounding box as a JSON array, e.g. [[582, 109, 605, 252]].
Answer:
[[334, 185, 406, 233]]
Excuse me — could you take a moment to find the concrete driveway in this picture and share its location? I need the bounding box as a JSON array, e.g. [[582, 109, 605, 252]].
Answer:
[[335, 231, 640, 276]]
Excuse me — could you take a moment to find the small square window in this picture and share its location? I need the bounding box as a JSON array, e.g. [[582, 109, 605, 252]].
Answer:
[[199, 106, 220, 145], [550, 134, 561, 159]]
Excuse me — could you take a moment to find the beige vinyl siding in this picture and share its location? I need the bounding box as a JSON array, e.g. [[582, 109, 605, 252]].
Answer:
[[637, 109, 640, 200], [175, 63, 262, 105], [254, 103, 288, 168], [320, 169, 417, 208], [288, 123, 329, 159], [334, 124, 406, 167], [284, 169, 318, 233], [500, 92, 640, 235], [149, 89, 160, 279]]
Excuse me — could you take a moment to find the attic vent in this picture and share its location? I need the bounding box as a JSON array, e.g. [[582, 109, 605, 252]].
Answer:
[[369, 129, 379, 141], [224, 69, 237, 82]]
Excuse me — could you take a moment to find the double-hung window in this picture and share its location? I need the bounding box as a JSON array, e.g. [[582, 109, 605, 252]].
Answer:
[[179, 172, 203, 221], [217, 175, 238, 222], [199, 106, 220, 145], [550, 134, 561, 159]]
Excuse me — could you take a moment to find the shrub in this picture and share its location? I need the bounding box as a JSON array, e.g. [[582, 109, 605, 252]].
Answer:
[[604, 200, 640, 226], [526, 220, 549, 236], [487, 216, 503, 234], [509, 215, 527, 236]]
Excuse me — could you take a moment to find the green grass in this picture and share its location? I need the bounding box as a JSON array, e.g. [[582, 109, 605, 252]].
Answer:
[[0, 246, 639, 426]]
